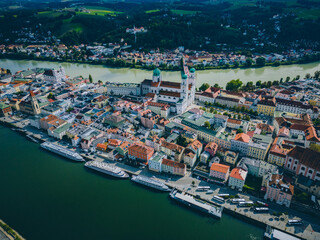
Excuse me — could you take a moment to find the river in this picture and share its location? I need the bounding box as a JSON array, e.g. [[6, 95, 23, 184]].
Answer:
[[0, 127, 263, 240], [1, 59, 320, 88]]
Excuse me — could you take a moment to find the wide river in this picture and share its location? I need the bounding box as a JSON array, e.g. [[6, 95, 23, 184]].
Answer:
[[0, 127, 263, 240], [1, 59, 320, 88]]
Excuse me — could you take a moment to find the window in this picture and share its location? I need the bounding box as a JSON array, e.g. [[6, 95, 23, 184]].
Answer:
[[301, 167, 305, 171], [308, 170, 313, 174]]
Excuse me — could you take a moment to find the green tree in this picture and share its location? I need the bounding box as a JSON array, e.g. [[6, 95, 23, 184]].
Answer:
[[273, 61, 280, 67], [236, 128, 243, 134], [89, 74, 93, 83], [286, 76, 290, 82], [256, 57, 266, 66], [305, 73, 311, 79], [256, 80, 262, 88], [314, 71, 320, 80], [310, 143, 320, 152], [47, 93, 55, 100], [204, 121, 211, 129], [226, 79, 243, 91], [213, 83, 221, 88], [245, 58, 253, 67], [199, 83, 210, 91]]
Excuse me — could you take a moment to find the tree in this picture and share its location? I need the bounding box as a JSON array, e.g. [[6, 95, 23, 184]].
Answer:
[[204, 121, 211, 129], [192, 181, 195, 186], [98, 80, 102, 85], [273, 61, 280, 67], [89, 74, 93, 83], [213, 83, 221, 88], [305, 73, 311, 79], [236, 128, 243, 134], [314, 71, 320, 80], [245, 58, 253, 67], [256, 80, 261, 88], [199, 83, 210, 91], [310, 143, 320, 152], [256, 57, 266, 66], [226, 79, 243, 91], [47, 93, 55, 100], [285, 76, 290, 82], [233, 61, 239, 68]]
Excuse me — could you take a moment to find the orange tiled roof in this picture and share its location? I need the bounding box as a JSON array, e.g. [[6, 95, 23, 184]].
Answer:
[[210, 163, 230, 174], [234, 133, 250, 143]]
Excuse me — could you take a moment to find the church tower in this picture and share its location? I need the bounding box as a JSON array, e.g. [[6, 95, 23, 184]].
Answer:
[[181, 73, 188, 99], [152, 68, 162, 83], [30, 90, 41, 115]]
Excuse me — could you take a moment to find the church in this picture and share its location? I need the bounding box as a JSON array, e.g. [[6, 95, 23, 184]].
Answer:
[[141, 67, 196, 114]]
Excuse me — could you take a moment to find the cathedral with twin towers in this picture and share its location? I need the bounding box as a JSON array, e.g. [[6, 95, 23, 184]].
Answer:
[[141, 66, 196, 114]]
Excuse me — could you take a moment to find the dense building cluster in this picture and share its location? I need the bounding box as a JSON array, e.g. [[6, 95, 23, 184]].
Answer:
[[1, 64, 320, 210]]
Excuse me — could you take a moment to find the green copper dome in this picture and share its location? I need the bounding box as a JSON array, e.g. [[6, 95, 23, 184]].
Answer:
[[153, 68, 161, 76], [182, 74, 188, 79], [190, 68, 195, 73]]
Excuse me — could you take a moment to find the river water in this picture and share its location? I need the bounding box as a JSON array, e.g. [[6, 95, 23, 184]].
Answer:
[[0, 127, 263, 240], [1, 59, 320, 88]]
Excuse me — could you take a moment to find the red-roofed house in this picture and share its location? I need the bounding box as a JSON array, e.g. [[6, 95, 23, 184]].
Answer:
[[209, 163, 230, 183], [228, 167, 248, 191], [128, 143, 154, 165]]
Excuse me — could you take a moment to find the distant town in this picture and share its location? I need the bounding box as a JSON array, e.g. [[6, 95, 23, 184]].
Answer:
[[1, 43, 319, 71], [1, 60, 320, 239]]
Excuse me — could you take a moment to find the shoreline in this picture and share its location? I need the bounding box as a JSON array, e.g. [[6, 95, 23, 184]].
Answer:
[[1, 54, 320, 73], [0, 219, 25, 240], [1, 117, 318, 240]]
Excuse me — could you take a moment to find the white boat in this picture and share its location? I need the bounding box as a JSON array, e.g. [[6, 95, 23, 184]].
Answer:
[[131, 175, 170, 192], [170, 190, 223, 219], [41, 142, 84, 162], [85, 161, 129, 179]]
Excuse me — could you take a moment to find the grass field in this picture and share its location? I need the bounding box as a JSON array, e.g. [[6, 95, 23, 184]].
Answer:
[[289, 8, 320, 20], [69, 5, 122, 16], [37, 11, 66, 18], [171, 9, 199, 15], [145, 9, 160, 14]]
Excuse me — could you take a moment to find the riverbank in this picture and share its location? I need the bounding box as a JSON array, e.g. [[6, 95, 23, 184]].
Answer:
[[1, 53, 320, 72], [0, 219, 25, 240], [1, 58, 320, 89], [1, 116, 319, 240]]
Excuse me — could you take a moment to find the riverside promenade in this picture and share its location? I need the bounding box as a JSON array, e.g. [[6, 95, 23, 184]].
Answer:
[[0, 219, 25, 240], [1, 116, 320, 240]]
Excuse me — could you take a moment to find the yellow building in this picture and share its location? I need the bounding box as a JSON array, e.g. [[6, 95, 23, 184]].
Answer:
[[247, 134, 272, 161], [257, 98, 276, 116]]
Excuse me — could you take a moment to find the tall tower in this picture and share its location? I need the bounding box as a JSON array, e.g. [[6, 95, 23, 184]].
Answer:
[[181, 74, 188, 98], [30, 90, 41, 115], [152, 68, 162, 83]]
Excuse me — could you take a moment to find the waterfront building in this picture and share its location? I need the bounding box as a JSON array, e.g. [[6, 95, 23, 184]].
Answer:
[[115, 141, 131, 156], [148, 152, 167, 173], [161, 158, 186, 176], [182, 148, 196, 167], [264, 174, 294, 208], [40, 114, 58, 130], [128, 143, 154, 165], [195, 87, 221, 104], [0, 102, 12, 117], [209, 163, 230, 183], [228, 167, 248, 191]]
